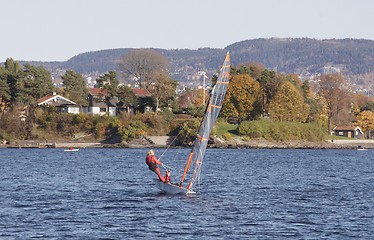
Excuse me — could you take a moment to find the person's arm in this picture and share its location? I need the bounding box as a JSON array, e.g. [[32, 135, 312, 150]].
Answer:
[[153, 156, 162, 165]]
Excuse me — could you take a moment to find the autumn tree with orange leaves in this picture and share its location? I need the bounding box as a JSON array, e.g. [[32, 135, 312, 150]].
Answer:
[[269, 81, 309, 122], [356, 110, 374, 138], [221, 74, 261, 122]]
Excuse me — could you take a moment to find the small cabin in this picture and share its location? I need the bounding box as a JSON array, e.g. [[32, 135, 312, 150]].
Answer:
[[332, 126, 364, 139]]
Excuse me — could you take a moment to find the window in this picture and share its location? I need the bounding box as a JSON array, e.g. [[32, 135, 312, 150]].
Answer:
[[338, 131, 344, 136], [100, 108, 106, 112]]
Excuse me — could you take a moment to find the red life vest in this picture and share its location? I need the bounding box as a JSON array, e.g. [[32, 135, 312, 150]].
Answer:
[[146, 154, 152, 165]]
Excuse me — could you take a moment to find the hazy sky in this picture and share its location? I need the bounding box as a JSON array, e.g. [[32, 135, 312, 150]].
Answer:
[[1, 0, 373, 61]]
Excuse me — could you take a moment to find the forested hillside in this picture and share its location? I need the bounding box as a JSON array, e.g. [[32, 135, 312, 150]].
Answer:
[[14, 38, 374, 86], [227, 38, 374, 75]]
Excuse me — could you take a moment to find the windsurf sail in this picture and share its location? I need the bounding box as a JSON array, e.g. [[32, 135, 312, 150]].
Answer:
[[179, 52, 231, 191]]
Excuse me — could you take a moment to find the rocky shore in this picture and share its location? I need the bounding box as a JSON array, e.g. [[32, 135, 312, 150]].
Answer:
[[2, 137, 373, 149]]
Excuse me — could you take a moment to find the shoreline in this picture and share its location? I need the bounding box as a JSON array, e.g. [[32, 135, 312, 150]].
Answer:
[[1, 138, 373, 149]]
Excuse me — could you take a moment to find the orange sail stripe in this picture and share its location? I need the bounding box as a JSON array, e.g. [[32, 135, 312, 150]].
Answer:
[[208, 104, 222, 109], [216, 81, 229, 84], [179, 151, 194, 185], [197, 134, 209, 141]]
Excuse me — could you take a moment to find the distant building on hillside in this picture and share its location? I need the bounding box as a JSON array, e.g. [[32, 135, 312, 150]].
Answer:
[[322, 65, 341, 74]]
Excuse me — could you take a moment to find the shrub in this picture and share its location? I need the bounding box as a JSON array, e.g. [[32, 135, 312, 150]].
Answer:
[[176, 118, 201, 146], [222, 132, 232, 141], [119, 120, 148, 142], [238, 119, 325, 142]]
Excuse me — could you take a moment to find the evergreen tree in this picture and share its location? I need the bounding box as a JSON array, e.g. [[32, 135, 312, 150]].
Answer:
[[96, 70, 119, 96], [4, 58, 22, 102], [0, 66, 11, 119], [62, 70, 88, 108], [257, 69, 285, 117], [16, 64, 55, 105], [117, 85, 137, 114]]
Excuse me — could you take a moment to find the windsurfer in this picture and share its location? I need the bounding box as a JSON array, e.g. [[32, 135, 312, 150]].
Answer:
[[145, 150, 165, 182]]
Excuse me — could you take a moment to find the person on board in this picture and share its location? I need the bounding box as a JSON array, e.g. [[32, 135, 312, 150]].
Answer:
[[164, 169, 171, 184], [145, 149, 165, 182]]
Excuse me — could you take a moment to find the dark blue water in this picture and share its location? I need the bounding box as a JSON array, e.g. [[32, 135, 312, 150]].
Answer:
[[0, 148, 373, 239]]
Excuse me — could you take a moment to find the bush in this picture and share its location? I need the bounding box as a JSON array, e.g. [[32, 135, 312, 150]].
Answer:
[[238, 119, 325, 142], [119, 120, 148, 142], [222, 132, 232, 141], [238, 120, 270, 138], [176, 118, 201, 146]]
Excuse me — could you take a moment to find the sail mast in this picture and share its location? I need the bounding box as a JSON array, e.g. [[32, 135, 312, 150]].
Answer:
[[179, 53, 231, 190]]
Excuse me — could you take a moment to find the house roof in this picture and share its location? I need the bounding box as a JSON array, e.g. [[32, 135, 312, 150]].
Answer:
[[333, 126, 364, 134], [132, 88, 152, 97], [37, 94, 76, 106], [89, 88, 109, 96]]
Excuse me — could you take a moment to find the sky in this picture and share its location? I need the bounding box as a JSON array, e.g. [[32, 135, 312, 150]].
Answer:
[[1, 0, 373, 61]]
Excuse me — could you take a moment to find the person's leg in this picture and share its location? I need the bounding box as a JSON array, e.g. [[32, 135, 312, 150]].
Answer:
[[155, 168, 165, 182]]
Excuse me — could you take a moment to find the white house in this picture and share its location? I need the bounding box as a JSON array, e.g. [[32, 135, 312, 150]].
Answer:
[[37, 93, 80, 114], [85, 88, 117, 116]]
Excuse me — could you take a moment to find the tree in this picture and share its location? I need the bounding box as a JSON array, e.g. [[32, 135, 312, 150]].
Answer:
[[365, 101, 374, 111], [96, 71, 120, 111], [257, 69, 286, 117], [0, 66, 11, 119], [352, 93, 372, 114], [16, 64, 55, 105], [179, 88, 206, 109], [117, 85, 137, 114], [318, 74, 351, 133], [221, 73, 261, 122], [62, 70, 88, 108], [268, 81, 309, 122], [4, 58, 22, 102], [117, 49, 169, 88], [147, 73, 178, 111], [3, 63, 55, 139], [302, 80, 313, 99], [95, 71, 119, 96], [356, 110, 374, 138], [236, 62, 265, 80]]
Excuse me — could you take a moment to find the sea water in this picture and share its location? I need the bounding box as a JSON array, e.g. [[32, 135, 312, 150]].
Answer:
[[0, 148, 373, 239]]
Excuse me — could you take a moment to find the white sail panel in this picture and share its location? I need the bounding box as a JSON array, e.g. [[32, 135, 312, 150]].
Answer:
[[180, 53, 231, 191]]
